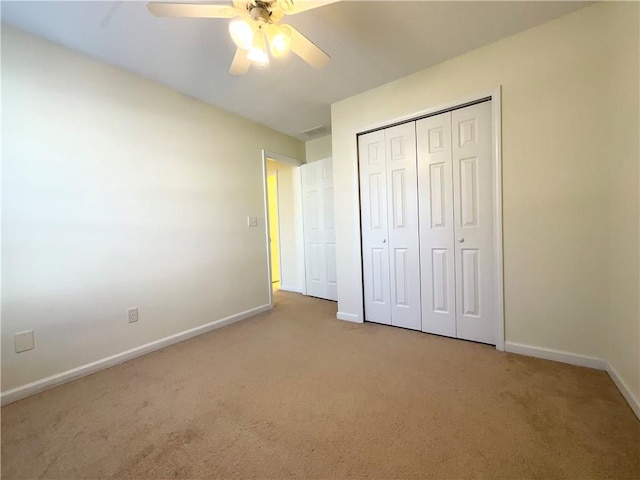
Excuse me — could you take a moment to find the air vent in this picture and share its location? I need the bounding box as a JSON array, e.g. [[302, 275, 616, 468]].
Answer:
[[300, 125, 331, 139]]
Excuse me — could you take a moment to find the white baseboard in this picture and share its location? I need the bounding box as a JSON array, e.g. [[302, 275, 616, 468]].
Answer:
[[606, 362, 640, 420], [279, 284, 303, 294], [505, 341, 639, 421], [337, 312, 362, 323], [0, 304, 271, 406], [504, 341, 606, 370]]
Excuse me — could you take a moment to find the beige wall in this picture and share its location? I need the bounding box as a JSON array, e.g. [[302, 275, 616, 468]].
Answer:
[[1, 27, 304, 392], [305, 135, 332, 163], [332, 2, 638, 402]]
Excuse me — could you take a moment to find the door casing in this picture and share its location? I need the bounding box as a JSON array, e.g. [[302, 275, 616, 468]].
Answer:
[[262, 150, 303, 308]]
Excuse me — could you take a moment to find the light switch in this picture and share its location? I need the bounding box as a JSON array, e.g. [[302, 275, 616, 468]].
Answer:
[[247, 216, 258, 227], [15, 330, 35, 353]]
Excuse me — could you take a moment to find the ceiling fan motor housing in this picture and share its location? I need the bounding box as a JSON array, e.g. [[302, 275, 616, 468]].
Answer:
[[250, 2, 272, 23]]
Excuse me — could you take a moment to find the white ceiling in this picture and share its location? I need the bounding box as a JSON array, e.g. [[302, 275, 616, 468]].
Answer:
[[1, 1, 590, 140]]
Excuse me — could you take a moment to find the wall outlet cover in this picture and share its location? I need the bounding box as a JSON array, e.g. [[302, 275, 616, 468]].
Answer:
[[15, 330, 35, 353], [247, 216, 258, 227], [128, 307, 139, 323]]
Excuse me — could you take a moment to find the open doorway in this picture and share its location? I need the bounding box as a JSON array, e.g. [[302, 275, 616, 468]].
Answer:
[[267, 169, 281, 292], [263, 152, 306, 302]]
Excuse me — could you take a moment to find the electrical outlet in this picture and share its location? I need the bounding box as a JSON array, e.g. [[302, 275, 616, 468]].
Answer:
[[15, 330, 35, 353], [247, 216, 258, 227], [128, 308, 139, 324]]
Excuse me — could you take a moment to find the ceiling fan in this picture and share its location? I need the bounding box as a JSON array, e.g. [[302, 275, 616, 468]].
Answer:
[[147, 1, 338, 75]]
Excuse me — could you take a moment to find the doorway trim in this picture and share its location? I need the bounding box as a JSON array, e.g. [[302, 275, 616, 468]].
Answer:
[[354, 87, 505, 351], [262, 150, 303, 308]]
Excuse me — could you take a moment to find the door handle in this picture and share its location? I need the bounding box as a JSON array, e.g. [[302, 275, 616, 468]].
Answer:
[[382, 239, 387, 243], [457, 237, 464, 243]]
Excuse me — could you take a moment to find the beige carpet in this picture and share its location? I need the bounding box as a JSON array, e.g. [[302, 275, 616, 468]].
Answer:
[[1, 291, 638, 479]]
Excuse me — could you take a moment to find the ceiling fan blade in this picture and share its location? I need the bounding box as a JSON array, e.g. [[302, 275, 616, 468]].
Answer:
[[277, 0, 340, 15], [281, 25, 329, 69], [229, 47, 251, 75], [232, 0, 247, 11], [147, 2, 237, 18]]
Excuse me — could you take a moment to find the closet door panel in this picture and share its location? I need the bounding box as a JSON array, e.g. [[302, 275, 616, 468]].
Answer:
[[359, 131, 392, 325], [302, 161, 327, 299], [417, 112, 456, 337], [385, 123, 421, 331], [301, 158, 337, 301], [452, 102, 495, 344]]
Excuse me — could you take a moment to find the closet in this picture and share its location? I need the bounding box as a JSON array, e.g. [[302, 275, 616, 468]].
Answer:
[[358, 100, 496, 344]]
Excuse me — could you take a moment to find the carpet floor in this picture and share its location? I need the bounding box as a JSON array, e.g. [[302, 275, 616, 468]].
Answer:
[[1, 291, 638, 479]]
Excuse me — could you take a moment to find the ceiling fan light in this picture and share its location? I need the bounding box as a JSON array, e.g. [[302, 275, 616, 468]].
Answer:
[[265, 24, 291, 58], [229, 18, 254, 50], [247, 29, 269, 65], [247, 47, 269, 65], [270, 33, 291, 57]]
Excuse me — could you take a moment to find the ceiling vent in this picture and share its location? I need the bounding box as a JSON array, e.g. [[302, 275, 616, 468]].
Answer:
[[300, 125, 331, 140]]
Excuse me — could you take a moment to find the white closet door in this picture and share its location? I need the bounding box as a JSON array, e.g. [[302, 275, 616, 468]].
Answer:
[[358, 130, 392, 325], [301, 158, 337, 301], [417, 112, 457, 337], [385, 123, 421, 331], [452, 102, 495, 344]]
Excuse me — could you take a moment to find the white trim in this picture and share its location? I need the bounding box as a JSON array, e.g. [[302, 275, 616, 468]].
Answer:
[[352, 88, 505, 350], [504, 341, 606, 370], [264, 150, 303, 167], [1, 304, 271, 406], [606, 362, 640, 420], [337, 311, 362, 323], [261, 150, 273, 308], [357, 89, 500, 136], [491, 87, 505, 351]]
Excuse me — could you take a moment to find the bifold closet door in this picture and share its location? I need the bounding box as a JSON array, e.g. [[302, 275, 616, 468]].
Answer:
[[358, 130, 391, 324], [301, 158, 337, 301], [359, 123, 421, 330], [452, 102, 494, 344], [358, 131, 391, 325], [417, 112, 456, 337], [417, 101, 495, 344]]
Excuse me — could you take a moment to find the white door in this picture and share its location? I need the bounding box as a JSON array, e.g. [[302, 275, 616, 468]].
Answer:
[[452, 102, 494, 344], [301, 158, 337, 301], [417, 101, 495, 343], [358, 124, 421, 330], [417, 112, 456, 337], [385, 123, 421, 330], [358, 130, 392, 325]]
